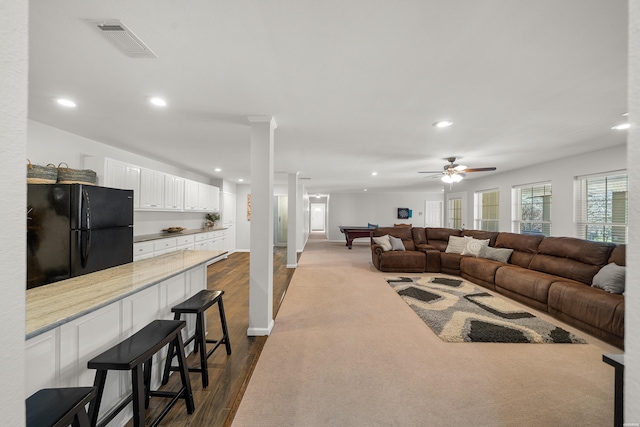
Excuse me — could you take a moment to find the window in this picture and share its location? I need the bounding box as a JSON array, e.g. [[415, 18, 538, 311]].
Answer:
[[575, 172, 627, 243], [475, 189, 499, 231], [512, 182, 552, 236], [448, 197, 463, 229]]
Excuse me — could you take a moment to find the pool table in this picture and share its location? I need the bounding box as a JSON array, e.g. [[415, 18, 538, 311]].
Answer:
[[339, 226, 376, 249]]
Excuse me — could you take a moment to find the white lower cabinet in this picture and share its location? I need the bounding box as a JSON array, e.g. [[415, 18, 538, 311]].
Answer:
[[134, 230, 229, 260], [25, 265, 207, 427]]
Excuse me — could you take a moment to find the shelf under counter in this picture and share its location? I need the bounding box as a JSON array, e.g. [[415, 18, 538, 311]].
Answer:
[[26, 249, 227, 339]]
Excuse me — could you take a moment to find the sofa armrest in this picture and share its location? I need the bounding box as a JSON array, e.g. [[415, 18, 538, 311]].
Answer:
[[416, 243, 437, 252]]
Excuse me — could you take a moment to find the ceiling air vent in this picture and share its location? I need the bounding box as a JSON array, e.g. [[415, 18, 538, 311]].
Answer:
[[89, 20, 157, 59]]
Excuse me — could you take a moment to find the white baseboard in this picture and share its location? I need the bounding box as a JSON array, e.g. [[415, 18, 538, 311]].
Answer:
[[286, 263, 297, 268], [247, 319, 274, 336]]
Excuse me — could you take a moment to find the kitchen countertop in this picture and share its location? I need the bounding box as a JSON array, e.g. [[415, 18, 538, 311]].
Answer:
[[26, 250, 226, 339], [134, 227, 227, 243]]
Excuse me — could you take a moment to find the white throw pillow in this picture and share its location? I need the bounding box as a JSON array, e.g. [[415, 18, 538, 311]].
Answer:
[[373, 235, 392, 252], [479, 246, 514, 263], [592, 263, 626, 294], [445, 236, 470, 254], [388, 235, 406, 251], [461, 238, 490, 257]]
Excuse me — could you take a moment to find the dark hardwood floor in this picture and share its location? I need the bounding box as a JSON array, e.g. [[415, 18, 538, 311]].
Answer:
[[131, 247, 295, 426]]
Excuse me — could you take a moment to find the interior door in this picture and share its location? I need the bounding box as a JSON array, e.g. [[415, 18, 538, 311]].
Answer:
[[310, 203, 326, 231], [424, 201, 443, 227]]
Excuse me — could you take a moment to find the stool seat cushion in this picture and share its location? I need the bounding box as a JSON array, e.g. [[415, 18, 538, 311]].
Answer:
[[26, 387, 96, 427], [88, 320, 185, 370], [171, 290, 224, 314]]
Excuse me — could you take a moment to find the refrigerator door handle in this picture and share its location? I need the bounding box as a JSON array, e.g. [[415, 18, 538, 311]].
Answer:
[[81, 189, 92, 267]]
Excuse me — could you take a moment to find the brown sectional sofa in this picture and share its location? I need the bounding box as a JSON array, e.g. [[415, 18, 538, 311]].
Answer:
[[371, 226, 625, 348]]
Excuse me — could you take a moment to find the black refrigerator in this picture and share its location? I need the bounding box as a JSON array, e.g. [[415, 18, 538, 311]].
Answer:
[[27, 184, 134, 289]]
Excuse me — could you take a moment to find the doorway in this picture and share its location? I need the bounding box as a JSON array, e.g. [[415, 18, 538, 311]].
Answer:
[[424, 201, 443, 227], [310, 203, 326, 232], [275, 195, 288, 247]]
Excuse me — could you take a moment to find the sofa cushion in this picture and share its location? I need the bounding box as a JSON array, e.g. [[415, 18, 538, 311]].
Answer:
[[494, 232, 544, 268], [411, 227, 427, 245], [426, 228, 461, 252], [389, 235, 406, 251], [440, 252, 463, 275], [548, 280, 624, 337], [460, 256, 502, 286], [609, 244, 626, 266], [592, 263, 625, 294], [462, 230, 500, 247], [377, 250, 426, 273], [529, 237, 615, 284], [445, 236, 469, 254], [479, 246, 513, 263], [494, 265, 558, 305], [373, 227, 415, 251], [373, 235, 392, 251], [461, 238, 489, 257]]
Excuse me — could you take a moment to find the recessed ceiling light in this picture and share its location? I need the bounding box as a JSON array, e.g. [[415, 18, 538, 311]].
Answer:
[[371, 172, 378, 176], [214, 168, 222, 172], [149, 97, 167, 107], [433, 120, 453, 128], [622, 112, 629, 117], [611, 123, 630, 130], [56, 98, 76, 107], [363, 189, 368, 192], [238, 178, 244, 182]]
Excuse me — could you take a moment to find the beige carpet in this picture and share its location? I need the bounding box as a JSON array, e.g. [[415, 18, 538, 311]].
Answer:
[[232, 234, 619, 427]]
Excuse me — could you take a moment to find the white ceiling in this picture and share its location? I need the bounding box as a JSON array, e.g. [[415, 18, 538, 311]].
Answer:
[[28, 1, 628, 194]]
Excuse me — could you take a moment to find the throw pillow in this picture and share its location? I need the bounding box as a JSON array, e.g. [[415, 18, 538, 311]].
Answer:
[[461, 238, 490, 257], [373, 234, 392, 251], [445, 236, 470, 254], [388, 235, 406, 251], [592, 263, 626, 294], [478, 246, 514, 263]]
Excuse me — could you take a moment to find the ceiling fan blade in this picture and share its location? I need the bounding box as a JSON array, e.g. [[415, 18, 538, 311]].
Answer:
[[464, 167, 497, 172], [418, 171, 443, 174]]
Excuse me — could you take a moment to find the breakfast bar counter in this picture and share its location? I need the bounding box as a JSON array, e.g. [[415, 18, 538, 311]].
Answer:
[[25, 249, 227, 424], [26, 250, 227, 338]]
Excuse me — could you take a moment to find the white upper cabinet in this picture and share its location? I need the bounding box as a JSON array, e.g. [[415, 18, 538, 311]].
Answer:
[[164, 175, 184, 210], [184, 180, 200, 211], [140, 168, 165, 209], [104, 158, 141, 208], [102, 158, 218, 213]]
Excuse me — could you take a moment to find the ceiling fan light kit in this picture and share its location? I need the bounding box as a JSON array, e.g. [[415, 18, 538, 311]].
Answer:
[[419, 157, 497, 188]]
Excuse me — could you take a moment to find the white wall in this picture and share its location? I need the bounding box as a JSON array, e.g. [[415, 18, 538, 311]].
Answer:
[[327, 192, 444, 241], [444, 145, 626, 237], [0, 1, 27, 425], [235, 184, 252, 251], [626, 0, 639, 421]]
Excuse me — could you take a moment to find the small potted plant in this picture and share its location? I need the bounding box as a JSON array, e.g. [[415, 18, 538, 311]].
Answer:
[[205, 212, 220, 229]]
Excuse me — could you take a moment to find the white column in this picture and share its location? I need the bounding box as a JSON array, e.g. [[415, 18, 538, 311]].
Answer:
[[0, 1, 27, 424], [247, 116, 276, 336], [287, 172, 299, 268]]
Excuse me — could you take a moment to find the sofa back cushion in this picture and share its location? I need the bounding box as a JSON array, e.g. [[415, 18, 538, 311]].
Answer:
[[494, 232, 544, 268], [528, 237, 615, 284], [426, 228, 461, 252], [609, 244, 626, 266], [411, 227, 427, 245], [372, 227, 415, 251], [462, 230, 500, 247]]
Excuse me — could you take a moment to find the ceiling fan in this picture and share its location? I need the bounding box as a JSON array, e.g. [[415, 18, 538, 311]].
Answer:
[[419, 157, 497, 186]]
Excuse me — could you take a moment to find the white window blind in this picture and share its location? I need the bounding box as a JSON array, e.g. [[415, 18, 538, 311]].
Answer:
[[475, 189, 499, 231], [512, 182, 552, 236], [448, 197, 462, 229], [575, 172, 627, 243]]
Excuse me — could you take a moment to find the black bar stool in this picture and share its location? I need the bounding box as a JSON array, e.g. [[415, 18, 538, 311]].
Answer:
[[87, 320, 194, 427], [26, 387, 96, 427], [162, 290, 231, 388]]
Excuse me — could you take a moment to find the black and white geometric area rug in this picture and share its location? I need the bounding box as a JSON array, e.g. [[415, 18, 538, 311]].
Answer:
[[386, 276, 587, 344]]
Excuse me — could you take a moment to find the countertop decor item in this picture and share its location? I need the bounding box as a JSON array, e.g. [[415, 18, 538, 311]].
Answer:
[[205, 212, 220, 229], [163, 227, 185, 233]]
